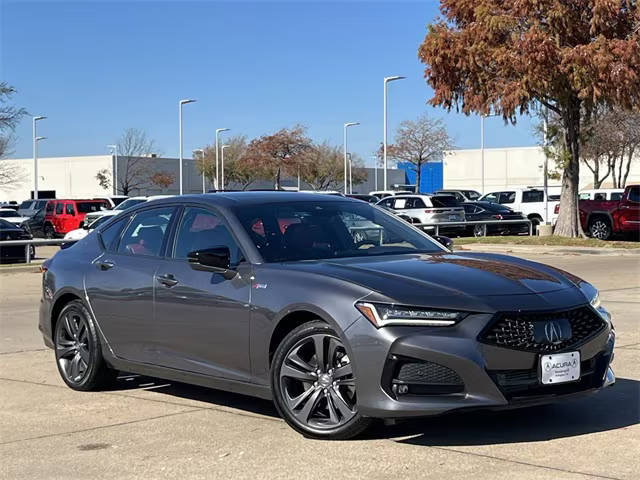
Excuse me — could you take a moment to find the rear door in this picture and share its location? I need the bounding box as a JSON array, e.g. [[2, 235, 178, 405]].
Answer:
[[152, 206, 252, 381], [84, 206, 177, 363]]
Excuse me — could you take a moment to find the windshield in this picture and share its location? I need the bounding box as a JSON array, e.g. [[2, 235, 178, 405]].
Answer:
[[464, 191, 481, 200], [431, 195, 458, 207], [234, 201, 443, 262], [0, 210, 20, 218], [115, 198, 147, 211]]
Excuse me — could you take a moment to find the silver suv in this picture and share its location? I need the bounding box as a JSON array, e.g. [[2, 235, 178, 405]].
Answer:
[[376, 194, 465, 233]]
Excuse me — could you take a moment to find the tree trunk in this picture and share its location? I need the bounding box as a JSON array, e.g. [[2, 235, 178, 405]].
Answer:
[[415, 160, 422, 194], [274, 167, 281, 190], [592, 159, 600, 188], [554, 100, 583, 238], [622, 146, 634, 188]]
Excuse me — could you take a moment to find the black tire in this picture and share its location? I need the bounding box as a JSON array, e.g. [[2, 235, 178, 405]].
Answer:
[[473, 224, 486, 237], [44, 224, 55, 239], [588, 217, 612, 240], [54, 300, 117, 391], [271, 320, 372, 440]]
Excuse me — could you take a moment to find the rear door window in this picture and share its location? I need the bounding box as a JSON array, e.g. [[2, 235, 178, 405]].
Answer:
[[55, 203, 63, 214], [628, 186, 640, 203], [522, 190, 544, 203], [46, 202, 54, 214], [99, 217, 129, 252]]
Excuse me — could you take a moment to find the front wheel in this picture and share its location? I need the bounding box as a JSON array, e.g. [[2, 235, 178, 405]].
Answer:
[[271, 321, 372, 440], [44, 224, 55, 239]]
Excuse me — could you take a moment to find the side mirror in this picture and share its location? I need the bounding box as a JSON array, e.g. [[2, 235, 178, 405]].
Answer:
[[187, 247, 236, 279], [82, 223, 90, 230], [433, 235, 453, 251]]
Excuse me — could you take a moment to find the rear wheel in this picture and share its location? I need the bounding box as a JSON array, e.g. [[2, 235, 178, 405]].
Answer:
[[54, 300, 117, 391], [473, 224, 486, 237], [589, 217, 612, 240], [271, 321, 371, 440]]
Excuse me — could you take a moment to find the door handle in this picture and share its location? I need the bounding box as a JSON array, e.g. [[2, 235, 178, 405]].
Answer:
[[97, 260, 114, 271], [156, 273, 179, 287]]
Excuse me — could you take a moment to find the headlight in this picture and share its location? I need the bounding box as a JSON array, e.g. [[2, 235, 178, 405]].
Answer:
[[590, 291, 600, 309], [355, 302, 467, 327]]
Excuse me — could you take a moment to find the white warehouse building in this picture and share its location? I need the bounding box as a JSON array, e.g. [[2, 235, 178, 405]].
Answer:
[[443, 146, 640, 194]]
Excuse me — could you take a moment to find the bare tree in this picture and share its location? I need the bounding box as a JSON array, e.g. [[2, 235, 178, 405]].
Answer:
[[104, 128, 158, 195], [386, 114, 453, 193], [0, 83, 28, 189]]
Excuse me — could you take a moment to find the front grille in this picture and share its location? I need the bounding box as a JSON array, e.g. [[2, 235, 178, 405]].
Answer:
[[488, 353, 609, 400], [480, 306, 605, 353]]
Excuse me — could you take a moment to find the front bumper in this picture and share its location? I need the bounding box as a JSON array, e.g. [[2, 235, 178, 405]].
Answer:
[[345, 305, 614, 419]]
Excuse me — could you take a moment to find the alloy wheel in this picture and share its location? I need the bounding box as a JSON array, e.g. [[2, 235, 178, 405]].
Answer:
[[56, 312, 91, 384], [473, 224, 485, 237], [590, 220, 611, 240], [279, 333, 357, 430]]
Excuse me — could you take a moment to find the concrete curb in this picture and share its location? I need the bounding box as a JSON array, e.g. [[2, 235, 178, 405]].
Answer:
[[0, 260, 45, 274], [455, 243, 640, 256]]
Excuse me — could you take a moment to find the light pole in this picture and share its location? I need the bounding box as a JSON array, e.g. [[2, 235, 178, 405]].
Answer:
[[32, 116, 46, 199], [480, 113, 499, 194], [193, 148, 205, 193], [371, 154, 378, 191], [343, 122, 359, 193], [215, 128, 230, 191], [383, 76, 405, 190], [106, 144, 118, 195], [221, 145, 230, 191], [543, 107, 549, 224], [179, 99, 197, 195], [347, 153, 353, 194]]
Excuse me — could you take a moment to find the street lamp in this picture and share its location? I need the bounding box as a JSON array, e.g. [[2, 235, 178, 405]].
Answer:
[[480, 113, 499, 194], [383, 76, 405, 190], [343, 122, 359, 193], [106, 144, 118, 195], [215, 128, 230, 191], [221, 145, 230, 191], [193, 148, 205, 193], [346, 152, 353, 194], [179, 99, 197, 195], [32, 116, 46, 199], [371, 154, 379, 191]]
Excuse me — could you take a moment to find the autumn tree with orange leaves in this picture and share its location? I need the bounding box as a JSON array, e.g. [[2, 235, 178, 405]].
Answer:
[[418, 0, 639, 237]]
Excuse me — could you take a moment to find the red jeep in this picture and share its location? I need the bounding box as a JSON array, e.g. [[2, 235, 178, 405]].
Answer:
[[578, 185, 640, 240], [43, 199, 109, 238]]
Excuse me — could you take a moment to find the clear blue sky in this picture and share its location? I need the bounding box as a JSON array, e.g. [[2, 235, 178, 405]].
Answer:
[[2, 0, 539, 164]]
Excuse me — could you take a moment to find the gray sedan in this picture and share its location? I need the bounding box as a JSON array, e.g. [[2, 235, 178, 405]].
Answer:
[[39, 193, 615, 439]]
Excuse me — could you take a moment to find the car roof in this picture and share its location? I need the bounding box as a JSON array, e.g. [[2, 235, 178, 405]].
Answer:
[[144, 192, 358, 209]]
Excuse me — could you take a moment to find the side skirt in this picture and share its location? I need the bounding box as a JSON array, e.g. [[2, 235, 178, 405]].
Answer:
[[106, 356, 273, 401]]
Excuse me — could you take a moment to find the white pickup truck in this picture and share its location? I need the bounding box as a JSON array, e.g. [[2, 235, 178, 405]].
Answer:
[[479, 188, 560, 227]]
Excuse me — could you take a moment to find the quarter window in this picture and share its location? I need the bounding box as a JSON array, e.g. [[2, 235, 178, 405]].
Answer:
[[174, 207, 243, 264], [99, 217, 129, 252], [65, 204, 75, 215], [117, 207, 175, 257], [611, 192, 623, 201]]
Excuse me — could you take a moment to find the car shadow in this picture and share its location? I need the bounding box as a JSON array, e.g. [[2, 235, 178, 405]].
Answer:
[[365, 377, 639, 445], [110, 373, 279, 418], [107, 374, 639, 443]]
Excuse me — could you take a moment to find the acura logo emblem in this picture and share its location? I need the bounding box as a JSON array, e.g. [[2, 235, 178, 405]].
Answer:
[[545, 321, 563, 344], [533, 318, 572, 345]]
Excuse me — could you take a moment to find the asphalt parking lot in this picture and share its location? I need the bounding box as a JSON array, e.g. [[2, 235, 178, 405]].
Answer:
[[0, 250, 638, 479]]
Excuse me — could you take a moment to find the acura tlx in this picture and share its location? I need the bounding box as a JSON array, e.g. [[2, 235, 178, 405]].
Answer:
[[39, 193, 615, 439]]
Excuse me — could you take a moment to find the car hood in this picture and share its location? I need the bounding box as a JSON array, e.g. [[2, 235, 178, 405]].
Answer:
[[279, 252, 586, 309], [2, 216, 29, 224]]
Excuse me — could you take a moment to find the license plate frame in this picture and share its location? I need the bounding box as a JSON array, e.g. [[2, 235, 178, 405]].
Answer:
[[540, 351, 580, 385]]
